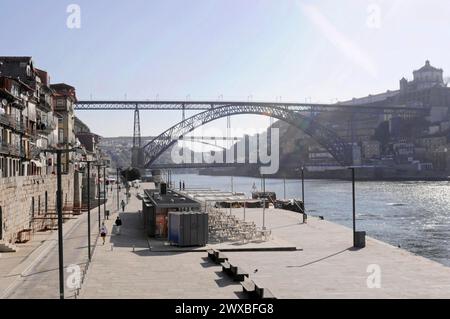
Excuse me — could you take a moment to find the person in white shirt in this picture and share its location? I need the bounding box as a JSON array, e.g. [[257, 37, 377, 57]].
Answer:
[[100, 222, 108, 245]]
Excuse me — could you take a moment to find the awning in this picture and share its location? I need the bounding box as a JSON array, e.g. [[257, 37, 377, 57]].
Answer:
[[30, 159, 43, 167]]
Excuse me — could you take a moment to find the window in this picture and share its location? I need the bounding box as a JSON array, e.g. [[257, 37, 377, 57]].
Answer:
[[58, 128, 64, 144], [56, 99, 64, 107], [11, 84, 19, 97]]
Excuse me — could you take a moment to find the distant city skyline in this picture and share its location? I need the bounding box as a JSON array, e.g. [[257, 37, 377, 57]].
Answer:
[[1, 0, 450, 137]]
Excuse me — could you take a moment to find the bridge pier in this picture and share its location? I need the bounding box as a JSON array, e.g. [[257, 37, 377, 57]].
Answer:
[[131, 147, 145, 168]]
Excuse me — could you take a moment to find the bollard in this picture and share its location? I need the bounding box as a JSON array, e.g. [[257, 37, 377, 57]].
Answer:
[[111, 243, 114, 251], [132, 245, 135, 252]]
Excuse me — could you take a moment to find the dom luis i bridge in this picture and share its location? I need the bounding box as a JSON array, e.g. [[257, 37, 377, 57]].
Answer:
[[74, 100, 427, 170]]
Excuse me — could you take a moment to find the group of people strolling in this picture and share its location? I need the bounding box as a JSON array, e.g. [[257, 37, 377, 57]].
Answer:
[[100, 215, 123, 245]]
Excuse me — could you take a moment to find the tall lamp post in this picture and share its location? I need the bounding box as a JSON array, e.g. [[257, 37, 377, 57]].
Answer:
[[103, 164, 108, 219], [301, 166, 305, 211], [94, 162, 104, 229], [81, 160, 95, 261], [116, 167, 120, 211], [349, 166, 365, 248], [42, 147, 80, 300], [352, 167, 356, 246], [296, 166, 307, 224]]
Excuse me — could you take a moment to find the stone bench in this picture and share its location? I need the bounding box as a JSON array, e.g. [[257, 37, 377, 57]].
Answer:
[[221, 260, 232, 275], [240, 277, 256, 297], [207, 249, 228, 264], [240, 278, 276, 299], [207, 249, 215, 261], [230, 264, 248, 282]]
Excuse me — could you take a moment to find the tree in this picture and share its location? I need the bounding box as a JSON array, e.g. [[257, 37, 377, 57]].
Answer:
[[121, 167, 141, 181]]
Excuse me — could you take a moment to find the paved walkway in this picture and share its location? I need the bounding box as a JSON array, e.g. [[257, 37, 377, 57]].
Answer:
[[228, 207, 450, 298], [0, 187, 120, 299], [79, 185, 450, 299], [79, 184, 242, 299]]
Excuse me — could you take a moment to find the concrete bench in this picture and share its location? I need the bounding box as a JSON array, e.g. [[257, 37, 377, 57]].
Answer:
[[240, 277, 256, 296], [254, 281, 276, 299], [240, 278, 277, 299], [207, 249, 228, 264], [216, 252, 228, 263], [214, 250, 228, 263], [221, 260, 232, 275], [207, 249, 216, 261], [258, 288, 276, 299], [231, 265, 249, 282]]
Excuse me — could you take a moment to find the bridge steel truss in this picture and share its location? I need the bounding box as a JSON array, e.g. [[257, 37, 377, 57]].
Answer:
[[142, 104, 355, 168], [75, 100, 427, 169], [75, 100, 427, 116]]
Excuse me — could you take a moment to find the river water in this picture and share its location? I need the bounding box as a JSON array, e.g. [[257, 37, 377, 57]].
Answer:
[[172, 173, 450, 267]]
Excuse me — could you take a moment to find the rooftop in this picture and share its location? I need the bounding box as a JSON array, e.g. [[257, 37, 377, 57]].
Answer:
[[414, 60, 443, 73], [144, 188, 201, 208]]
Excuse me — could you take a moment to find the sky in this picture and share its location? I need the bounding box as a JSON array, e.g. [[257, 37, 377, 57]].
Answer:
[[1, 0, 450, 138]]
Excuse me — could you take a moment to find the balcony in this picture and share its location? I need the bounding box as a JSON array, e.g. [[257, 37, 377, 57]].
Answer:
[[0, 112, 9, 126], [0, 141, 9, 155], [25, 127, 36, 137], [0, 141, 23, 157], [36, 121, 56, 134], [36, 113, 57, 135], [38, 94, 53, 112], [8, 144, 20, 157], [0, 112, 25, 133]]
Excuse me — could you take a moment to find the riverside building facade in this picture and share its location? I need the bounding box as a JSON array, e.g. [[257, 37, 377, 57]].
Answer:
[[0, 56, 101, 250]]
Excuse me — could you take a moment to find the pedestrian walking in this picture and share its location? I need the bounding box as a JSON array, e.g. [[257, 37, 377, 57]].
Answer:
[[121, 199, 126, 212], [182, 181, 185, 190], [100, 222, 108, 245], [115, 216, 123, 235]]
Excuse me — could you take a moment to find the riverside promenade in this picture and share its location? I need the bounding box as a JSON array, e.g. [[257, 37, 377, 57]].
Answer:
[[0, 190, 117, 299], [79, 183, 241, 299], [79, 185, 450, 299]]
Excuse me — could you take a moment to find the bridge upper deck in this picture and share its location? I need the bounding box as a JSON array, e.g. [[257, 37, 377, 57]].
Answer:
[[75, 100, 427, 115]]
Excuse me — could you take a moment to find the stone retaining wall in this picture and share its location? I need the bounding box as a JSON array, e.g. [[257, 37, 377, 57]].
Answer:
[[0, 173, 77, 244]]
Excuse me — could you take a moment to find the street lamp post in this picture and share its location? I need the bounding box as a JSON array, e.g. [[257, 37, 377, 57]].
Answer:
[[86, 162, 91, 260], [94, 163, 103, 229], [81, 160, 95, 261], [296, 166, 307, 224], [349, 166, 366, 248], [103, 165, 108, 219], [116, 167, 120, 211], [55, 151, 64, 299], [351, 167, 356, 246], [301, 166, 305, 211], [42, 147, 80, 300]]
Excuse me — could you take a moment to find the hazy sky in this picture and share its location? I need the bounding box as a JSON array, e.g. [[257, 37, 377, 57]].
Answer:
[[1, 0, 450, 137]]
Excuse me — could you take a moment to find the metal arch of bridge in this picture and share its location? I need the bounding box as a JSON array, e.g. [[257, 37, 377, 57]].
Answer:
[[74, 100, 427, 116], [142, 104, 354, 168]]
